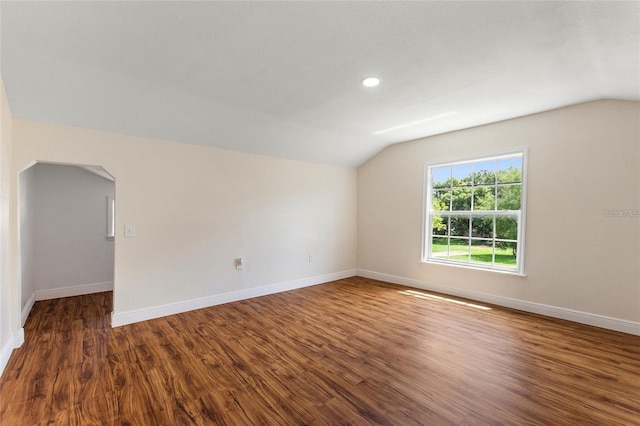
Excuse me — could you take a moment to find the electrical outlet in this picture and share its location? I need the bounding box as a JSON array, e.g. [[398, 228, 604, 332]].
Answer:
[[308, 254, 314, 263], [124, 224, 136, 238], [235, 258, 244, 270]]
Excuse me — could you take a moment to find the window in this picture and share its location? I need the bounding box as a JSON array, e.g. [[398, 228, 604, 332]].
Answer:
[[423, 151, 526, 274]]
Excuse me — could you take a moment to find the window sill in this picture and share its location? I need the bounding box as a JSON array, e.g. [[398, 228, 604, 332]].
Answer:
[[420, 259, 527, 277]]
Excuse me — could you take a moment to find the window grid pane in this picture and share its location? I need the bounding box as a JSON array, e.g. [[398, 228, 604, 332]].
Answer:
[[426, 153, 524, 272]]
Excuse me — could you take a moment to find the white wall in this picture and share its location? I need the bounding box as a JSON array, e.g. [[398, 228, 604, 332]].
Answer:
[[10, 120, 358, 326], [18, 166, 35, 318], [4, 94, 635, 383], [358, 100, 640, 332], [0, 76, 16, 375], [29, 163, 114, 295]]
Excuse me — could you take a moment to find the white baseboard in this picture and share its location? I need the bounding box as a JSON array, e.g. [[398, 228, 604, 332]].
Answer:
[[35, 281, 114, 301], [0, 335, 13, 379], [112, 270, 357, 327], [13, 328, 24, 348], [357, 269, 640, 336], [0, 328, 24, 379], [21, 292, 36, 326]]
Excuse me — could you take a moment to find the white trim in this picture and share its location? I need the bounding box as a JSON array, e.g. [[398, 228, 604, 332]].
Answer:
[[21, 291, 36, 326], [518, 148, 529, 273], [0, 328, 25, 379], [13, 328, 24, 348], [423, 149, 528, 275], [357, 269, 640, 336], [0, 335, 14, 378], [422, 147, 530, 171], [419, 259, 527, 277], [111, 270, 357, 327], [35, 281, 114, 301]]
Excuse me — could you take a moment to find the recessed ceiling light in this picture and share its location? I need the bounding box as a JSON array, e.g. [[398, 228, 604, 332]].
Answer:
[[362, 77, 380, 87]]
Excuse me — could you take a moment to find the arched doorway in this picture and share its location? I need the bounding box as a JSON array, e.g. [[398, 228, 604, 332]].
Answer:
[[18, 161, 115, 328]]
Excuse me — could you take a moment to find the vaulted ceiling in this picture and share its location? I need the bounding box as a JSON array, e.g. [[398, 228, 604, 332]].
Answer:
[[1, 2, 638, 167]]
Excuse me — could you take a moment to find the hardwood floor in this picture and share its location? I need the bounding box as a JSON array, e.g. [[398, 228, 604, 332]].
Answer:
[[1, 277, 638, 425]]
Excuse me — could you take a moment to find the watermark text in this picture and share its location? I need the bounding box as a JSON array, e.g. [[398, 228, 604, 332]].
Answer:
[[602, 209, 639, 218]]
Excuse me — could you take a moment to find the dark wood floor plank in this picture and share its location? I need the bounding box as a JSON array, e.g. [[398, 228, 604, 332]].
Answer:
[[1, 277, 639, 425]]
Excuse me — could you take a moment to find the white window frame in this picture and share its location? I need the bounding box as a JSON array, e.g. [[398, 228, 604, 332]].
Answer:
[[422, 149, 528, 275]]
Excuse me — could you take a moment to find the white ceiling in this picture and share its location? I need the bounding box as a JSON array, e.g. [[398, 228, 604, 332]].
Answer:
[[1, 2, 638, 167]]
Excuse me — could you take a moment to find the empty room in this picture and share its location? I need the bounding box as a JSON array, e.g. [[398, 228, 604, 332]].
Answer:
[[0, 2, 639, 425]]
